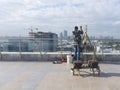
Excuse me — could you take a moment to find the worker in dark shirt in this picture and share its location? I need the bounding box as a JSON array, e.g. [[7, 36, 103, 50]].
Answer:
[[73, 26, 83, 60]]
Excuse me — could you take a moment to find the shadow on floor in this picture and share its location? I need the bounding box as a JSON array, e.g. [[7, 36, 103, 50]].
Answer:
[[99, 72, 120, 77], [73, 71, 120, 78]]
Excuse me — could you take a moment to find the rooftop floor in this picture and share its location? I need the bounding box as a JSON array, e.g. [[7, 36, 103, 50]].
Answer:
[[0, 62, 120, 90]]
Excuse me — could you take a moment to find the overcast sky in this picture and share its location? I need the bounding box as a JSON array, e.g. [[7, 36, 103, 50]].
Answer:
[[0, 0, 120, 38]]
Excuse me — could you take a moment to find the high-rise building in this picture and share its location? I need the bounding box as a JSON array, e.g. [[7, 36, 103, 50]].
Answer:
[[64, 30, 68, 39], [59, 32, 63, 39]]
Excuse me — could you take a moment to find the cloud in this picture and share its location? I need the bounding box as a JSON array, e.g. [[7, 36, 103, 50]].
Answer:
[[0, 0, 120, 38]]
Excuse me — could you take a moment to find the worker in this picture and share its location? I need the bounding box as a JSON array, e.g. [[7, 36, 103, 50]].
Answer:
[[72, 26, 83, 60]]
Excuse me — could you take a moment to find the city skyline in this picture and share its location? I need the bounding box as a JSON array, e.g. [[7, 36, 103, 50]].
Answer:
[[0, 0, 120, 38]]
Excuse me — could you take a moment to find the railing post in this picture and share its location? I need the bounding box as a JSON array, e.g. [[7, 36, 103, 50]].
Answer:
[[19, 37, 22, 60], [0, 51, 2, 60], [39, 39, 42, 61]]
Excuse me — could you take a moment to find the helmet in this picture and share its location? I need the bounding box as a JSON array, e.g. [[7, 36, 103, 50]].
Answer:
[[74, 26, 78, 30]]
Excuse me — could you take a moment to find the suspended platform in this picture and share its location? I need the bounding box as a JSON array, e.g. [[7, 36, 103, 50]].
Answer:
[[71, 25, 101, 76], [71, 60, 100, 76]]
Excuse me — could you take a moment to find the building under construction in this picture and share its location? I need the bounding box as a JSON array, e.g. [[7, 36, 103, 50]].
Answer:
[[28, 31, 58, 52]]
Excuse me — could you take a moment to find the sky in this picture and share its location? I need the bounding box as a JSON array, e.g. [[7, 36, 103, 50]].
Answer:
[[0, 0, 120, 38]]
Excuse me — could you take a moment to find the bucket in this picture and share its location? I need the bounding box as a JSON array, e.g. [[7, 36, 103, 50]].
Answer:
[[67, 55, 73, 64]]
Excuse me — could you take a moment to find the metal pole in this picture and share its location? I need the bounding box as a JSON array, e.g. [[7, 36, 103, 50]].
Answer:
[[0, 51, 1, 60], [83, 27, 87, 63], [101, 42, 104, 61], [60, 37, 63, 59], [19, 36, 22, 60], [0, 44, 2, 60], [39, 39, 42, 60]]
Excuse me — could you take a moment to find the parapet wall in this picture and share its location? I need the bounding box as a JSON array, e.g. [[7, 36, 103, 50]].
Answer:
[[0, 52, 120, 62], [0, 52, 68, 61]]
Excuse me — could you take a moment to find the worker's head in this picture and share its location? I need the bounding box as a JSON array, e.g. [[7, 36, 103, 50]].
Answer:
[[74, 26, 78, 31]]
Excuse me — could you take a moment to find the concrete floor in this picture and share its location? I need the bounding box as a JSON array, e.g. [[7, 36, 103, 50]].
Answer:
[[0, 62, 120, 90]]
